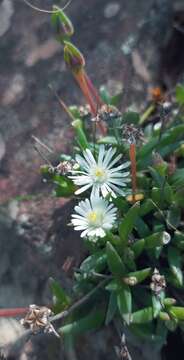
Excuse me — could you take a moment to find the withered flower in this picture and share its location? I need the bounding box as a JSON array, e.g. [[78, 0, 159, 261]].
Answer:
[[79, 104, 91, 117], [115, 334, 132, 360], [122, 123, 144, 145], [55, 160, 74, 175], [150, 268, 166, 295], [20, 305, 59, 337], [93, 104, 121, 123]]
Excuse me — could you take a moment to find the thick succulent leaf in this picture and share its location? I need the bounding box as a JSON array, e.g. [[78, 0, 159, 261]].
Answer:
[[167, 205, 181, 228], [72, 119, 89, 150], [135, 217, 150, 237], [117, 285, 132, 324], [123, 268, 151, 285], [132, 239, 145, 258], [122, 111, 140, 124], [152, 292, 164, 318], [169, 307, 184, 321], [106, 242, 125, 276], [50, 278, 71, 311], [80, 251, 107, 274], [131, 307, 154, 324], [105, 292, 117, 325], [59, 308, 105, 337], [119, 202, 140, 246], [176, 84, 184, 105], [105, 280, 121, 292], [168, 247, 183, 286]]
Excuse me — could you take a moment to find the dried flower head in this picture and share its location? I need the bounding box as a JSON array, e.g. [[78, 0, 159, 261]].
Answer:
[[122, 124, 144, 145], [115, 334, 132, 360], [93, 104, 121, 123], [55, 160, 74, 175], [79, 104, 91, 119], [20, 305, 59, 337], [150, 268, 166, 295]]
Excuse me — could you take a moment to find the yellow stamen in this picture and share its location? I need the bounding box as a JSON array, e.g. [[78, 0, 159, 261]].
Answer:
[[87, 211, 97, 223], [95, 168, 105, 178]]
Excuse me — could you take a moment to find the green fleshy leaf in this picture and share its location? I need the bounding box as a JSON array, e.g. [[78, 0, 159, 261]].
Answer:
[[145, 231, 170, 248], [169, 307, 184, 321], [163, 298, 177, 307], [72, 119, 89, 149], [105, 292, 117, 325], [105, 280, 121, 292], [140, 199, 155, 216], [123, 248, 136, 271], [99, 86, 111, 104], [152, 292, 164, 318], [176, 84, 184, 105], [131, 307, 154, 324], [119, 202, 140, 246], [123, 268, 151, 285], [59, 307, 105, 337], [117, 285, 132, 324], [167, 205, 181, 228], [122, 111, 140, 124], [131, 239, 145, 258], [135, 217, 150, 237], [50, 278, 71, 312], [80, 251, 107, 274], [97, 136, 118, 145], [106, 242, 125, 276], [109, 93, 122, 107], [173, 231, 184, 250], [149, 166, 165, 187], [168, 247, 183, 286]]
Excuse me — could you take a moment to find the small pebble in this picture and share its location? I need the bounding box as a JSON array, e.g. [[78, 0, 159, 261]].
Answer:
[[104, 2, 120, 18]]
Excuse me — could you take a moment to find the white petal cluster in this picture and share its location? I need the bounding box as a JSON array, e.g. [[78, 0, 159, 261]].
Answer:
[[70, 145, 130, 198], [71, 194, 117, 238]]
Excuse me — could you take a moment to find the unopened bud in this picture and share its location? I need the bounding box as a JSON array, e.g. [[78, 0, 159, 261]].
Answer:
[[51, 6, 74, 40], [123, 276, 137, 286], [64, 41, 85, 72]]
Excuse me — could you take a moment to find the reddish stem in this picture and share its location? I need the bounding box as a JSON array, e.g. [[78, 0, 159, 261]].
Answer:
[[84, 72, 103, 107], [74, 70, 107, 135], [74, 70, 97, 115], [0, 307, 28, 317], [129, 143, 137, 202]]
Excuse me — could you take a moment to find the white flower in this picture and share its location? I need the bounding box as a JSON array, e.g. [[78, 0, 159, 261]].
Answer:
[[71, 194, 117, 238], [70, 145, 130, 197]]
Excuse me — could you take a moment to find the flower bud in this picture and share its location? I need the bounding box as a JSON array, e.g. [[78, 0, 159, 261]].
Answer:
[[123, 276, 137, 286], [64, 41, 85, 72], [51, 6, 74, 40]]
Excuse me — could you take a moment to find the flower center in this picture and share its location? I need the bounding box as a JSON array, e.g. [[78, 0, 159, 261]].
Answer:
[[93, 167, 107, 183], [87, 211, 103, 227]]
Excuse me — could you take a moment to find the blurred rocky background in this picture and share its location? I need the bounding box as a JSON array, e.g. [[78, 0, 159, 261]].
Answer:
[[0, 0, 184, 359]]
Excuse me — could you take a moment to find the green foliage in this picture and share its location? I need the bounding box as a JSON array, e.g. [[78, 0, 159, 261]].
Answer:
[[36, 9, 184, 350]]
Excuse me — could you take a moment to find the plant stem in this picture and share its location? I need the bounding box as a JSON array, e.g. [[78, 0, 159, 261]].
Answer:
[[84, 72, 103, 107], [139, 104, 155, 125], [129, 143, 137, 203], [0, 307, 28, 317], [50, 279, 108, 323], [73, 70, 107, 135], [74, 70, 97, 115]]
